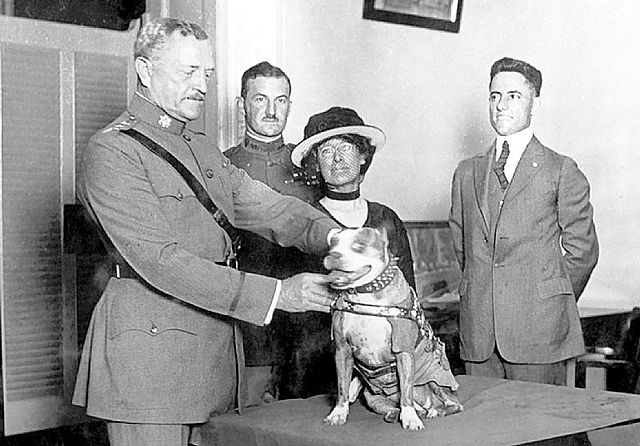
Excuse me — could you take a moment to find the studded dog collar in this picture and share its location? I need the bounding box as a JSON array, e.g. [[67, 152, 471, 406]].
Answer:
[[353, 256, 398, 294], [329, 255, 434, 341]]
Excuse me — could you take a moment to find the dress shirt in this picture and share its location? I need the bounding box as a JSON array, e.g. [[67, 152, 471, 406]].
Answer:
[[496, 126, 534, 182]]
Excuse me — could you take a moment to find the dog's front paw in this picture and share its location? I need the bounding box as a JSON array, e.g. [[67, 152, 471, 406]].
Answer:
[[425, 407, 439, 419], [444, 401, 464, 416], [324, 404, 349, 426], [400, 406, 425, 430]]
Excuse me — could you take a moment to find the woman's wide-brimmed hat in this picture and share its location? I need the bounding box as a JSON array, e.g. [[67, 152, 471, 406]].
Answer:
[[291, 106, 386, 167]]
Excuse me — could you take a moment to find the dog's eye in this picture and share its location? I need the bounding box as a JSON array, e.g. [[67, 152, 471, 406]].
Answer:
[[351, 242, 366, 253]]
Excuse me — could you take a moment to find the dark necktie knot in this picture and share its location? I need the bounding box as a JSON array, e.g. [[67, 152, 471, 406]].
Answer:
[[494, 140, 510, 191]]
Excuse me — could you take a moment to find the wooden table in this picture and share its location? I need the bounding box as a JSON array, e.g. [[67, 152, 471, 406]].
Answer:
[[201, 375, 640, 446]]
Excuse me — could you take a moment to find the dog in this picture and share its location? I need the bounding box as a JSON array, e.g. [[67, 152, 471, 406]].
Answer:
[[323, 227, 463, 430]]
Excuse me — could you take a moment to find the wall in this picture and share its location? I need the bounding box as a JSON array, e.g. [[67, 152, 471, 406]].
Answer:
[[223, 0, 640, 308]]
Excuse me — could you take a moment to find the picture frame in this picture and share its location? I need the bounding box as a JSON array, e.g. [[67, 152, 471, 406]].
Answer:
[[363, 0, 463, 33], [404, 221, 461, 304]]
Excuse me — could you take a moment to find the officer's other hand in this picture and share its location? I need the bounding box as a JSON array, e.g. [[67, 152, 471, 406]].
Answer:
[[277, 273, 333, 313]]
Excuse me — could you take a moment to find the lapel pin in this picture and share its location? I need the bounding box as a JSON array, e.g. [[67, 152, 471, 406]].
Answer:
[[532, 162, 538, 168]]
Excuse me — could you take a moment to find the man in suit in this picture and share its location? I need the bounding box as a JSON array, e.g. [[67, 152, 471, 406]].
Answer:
[[71, 18, 339, 446], [225, 62, 323, 401], [449, 57, 599, 385]]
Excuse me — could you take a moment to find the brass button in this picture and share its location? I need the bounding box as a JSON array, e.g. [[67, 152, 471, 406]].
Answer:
[[129, 115, 136, 121], [222, 160, 229, 168], [150, 325, 158, 334], [267, 161, 274, 167], [206, 169, 214, 178], [183, 134, 191, 141], [176, 192, 183, 200]]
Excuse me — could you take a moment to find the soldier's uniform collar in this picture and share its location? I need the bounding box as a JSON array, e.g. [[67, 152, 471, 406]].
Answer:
[[243, 135, 286, 153], [129, 93, 187, 135]]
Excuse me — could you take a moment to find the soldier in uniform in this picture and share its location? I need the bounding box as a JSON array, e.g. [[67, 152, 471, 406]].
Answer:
[[71, 18, 339, 446], [225, 61, 325, 401]]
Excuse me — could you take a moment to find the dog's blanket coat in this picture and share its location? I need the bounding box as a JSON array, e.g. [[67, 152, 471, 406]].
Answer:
[[324, 227, 462, 430], [335, 291, 459, 399]]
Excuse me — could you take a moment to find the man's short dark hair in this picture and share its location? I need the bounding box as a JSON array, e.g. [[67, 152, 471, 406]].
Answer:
[[240, 61, 291, 99], [490, 57, 542, 97]]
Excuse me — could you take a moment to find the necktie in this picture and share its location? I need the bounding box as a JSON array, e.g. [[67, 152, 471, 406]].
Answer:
[[494, 140, 510, 191]]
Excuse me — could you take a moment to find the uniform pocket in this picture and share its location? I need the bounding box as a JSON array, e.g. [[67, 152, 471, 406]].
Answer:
[[536, 277, 573, 299], [153, 179, 196, 202], [106, 283, 200, 340]]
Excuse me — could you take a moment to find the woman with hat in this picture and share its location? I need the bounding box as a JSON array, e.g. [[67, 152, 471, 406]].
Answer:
[[282, 107, 416, 398], [291, 106, 416, 289]]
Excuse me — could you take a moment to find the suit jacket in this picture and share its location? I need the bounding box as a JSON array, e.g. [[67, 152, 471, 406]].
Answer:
[[449, 136, 599, 363], [71, 93, 336, 423]]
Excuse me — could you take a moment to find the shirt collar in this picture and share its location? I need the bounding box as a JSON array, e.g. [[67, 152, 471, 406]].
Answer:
[[129, 92, 187, 135], [243, 135, 286, 153], [496, 126, 533, 161]]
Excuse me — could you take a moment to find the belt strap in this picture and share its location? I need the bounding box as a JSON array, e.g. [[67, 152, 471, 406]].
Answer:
[[121, 128, 241, 254], [112, 260, 237, 279]]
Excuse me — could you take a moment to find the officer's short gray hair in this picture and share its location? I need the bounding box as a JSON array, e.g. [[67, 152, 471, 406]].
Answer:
[[134, 17, 208, 61]]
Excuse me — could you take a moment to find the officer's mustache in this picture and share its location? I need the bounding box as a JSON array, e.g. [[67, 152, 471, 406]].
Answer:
[[186, 92, 205, 101]]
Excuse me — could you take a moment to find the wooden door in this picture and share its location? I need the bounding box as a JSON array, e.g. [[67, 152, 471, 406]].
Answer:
[[0, 15, 136, 435]]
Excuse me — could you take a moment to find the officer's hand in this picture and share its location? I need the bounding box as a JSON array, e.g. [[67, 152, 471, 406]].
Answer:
[[277, 273, 333, 313]]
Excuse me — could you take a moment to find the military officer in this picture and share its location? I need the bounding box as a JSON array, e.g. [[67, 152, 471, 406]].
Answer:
[[225, 62, 324, 400], [226, 61, 320, 203], [72, 18, 339, 446]]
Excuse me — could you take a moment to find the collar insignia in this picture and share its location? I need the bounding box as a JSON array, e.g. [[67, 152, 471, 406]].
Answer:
[[158, 114, 172, 128]]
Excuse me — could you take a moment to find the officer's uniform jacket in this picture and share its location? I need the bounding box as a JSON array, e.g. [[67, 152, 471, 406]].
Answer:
[[71, 93, 336, 423], [225, 137, 323, 367], [449, 136, 599, 364], [225, 136, 322, 279], [225, 136, 321, 204]]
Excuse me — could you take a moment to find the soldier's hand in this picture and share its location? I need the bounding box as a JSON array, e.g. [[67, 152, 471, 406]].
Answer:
[[277, 273, 333, 313]]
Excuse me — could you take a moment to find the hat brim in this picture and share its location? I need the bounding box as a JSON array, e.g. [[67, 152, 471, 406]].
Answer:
[[291, 125, 386, 168]]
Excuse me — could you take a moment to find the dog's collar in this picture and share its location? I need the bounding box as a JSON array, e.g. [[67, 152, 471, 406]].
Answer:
[[348, 256, 398, 294]]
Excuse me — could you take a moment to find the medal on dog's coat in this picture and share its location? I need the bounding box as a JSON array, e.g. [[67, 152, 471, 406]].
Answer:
[[324, 227, 463, 430]]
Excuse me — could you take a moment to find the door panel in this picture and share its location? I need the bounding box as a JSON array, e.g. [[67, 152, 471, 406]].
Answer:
[[0, 16, 136, 436]]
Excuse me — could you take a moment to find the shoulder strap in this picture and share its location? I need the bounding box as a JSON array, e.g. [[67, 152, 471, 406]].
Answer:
[[121, 128, 241, 253]]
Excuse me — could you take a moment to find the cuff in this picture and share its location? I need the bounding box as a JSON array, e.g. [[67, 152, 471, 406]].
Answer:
[[264, 280, 281, 324]]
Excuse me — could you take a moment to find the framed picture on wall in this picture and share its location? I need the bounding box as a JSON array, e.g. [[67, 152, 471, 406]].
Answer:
[[363, 0, 463, 33], [404, 221, 461, 304]]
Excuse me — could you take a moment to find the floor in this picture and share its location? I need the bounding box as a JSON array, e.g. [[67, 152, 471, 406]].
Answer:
[[1, 422, 108, 446]]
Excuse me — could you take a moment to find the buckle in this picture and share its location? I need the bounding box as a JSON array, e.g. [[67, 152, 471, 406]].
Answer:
[[226, 258, 238, 269]]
